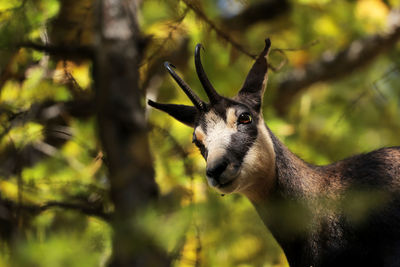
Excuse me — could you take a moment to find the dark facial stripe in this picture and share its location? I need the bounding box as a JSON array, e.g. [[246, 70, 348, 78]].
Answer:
[[199, 116, 208, 135], [212, 101, 228, 122], [226, 121, 258, 166]]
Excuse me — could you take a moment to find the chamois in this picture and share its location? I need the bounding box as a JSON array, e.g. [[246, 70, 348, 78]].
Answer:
[[148, 39, 400, 267]]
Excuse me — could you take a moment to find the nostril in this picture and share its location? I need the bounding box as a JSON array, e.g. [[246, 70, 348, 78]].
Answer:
[[206, 160, 228, 179]]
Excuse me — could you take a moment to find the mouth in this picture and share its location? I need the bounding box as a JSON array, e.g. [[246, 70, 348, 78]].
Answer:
[[208, 169, 241, 192], [216, 178, 235, 189]]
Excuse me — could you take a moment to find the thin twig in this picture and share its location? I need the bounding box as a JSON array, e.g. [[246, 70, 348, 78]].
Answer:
[[194, 224, 202, 267], [272, 39, 320, 53], [141, 8, 189, 67], [63, 60, 85, 94], [182, 0, 256, 59], [150, 124, 194, 178]]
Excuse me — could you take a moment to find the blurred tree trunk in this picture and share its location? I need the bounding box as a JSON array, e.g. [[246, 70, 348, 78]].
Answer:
[[95, 0, 170, 266]]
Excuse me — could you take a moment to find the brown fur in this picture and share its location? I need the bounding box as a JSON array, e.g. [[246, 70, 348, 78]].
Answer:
[[254, 128, 400, 267]]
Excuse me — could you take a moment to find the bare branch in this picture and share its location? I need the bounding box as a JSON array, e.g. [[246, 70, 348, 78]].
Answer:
[[182, 0, 256, 59], [2, 198, 111, 221], [222, 0, 290, 31], [150, 124, 194, 179], [194, 224, 202, 267], [2, 99, 95, 126], [19, 42, 94, 59], [141, 8, 189, 67], [39, 201, 111, 220], [275, 19, 400, 115]]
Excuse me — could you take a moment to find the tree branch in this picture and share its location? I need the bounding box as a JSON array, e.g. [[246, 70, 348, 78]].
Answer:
[[182, 0, 256, 59], [2, 99, 95, 126], [222, 0, 290, 31], [2, 198, 111, 221], [19, 42, 94, 59], [274, 18, 400, 115]]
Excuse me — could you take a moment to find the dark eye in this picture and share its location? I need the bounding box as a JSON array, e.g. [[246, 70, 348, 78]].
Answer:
[[238, 113, 252, 124]]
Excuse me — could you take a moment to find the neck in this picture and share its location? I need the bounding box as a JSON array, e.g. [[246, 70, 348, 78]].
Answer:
[[269, 129, 322, 198], [250, 128, 325, 266]]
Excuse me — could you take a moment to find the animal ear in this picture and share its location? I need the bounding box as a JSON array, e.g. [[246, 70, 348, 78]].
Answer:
[[148, 100, 197, 127], [237, 38, 271, 111]]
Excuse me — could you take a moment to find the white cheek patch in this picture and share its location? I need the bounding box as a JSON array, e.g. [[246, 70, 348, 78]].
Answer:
[[235, 119, 276, 197], [204, 109, 237, 162]]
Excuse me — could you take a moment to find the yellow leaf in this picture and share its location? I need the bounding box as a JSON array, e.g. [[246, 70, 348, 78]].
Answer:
[[356, 0, 389, 30], [314, 16, 339, 37]]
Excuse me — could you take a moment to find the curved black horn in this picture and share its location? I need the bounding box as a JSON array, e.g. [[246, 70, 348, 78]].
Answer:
[[195, 44, 221, 104], [164, 62, 206, 111]]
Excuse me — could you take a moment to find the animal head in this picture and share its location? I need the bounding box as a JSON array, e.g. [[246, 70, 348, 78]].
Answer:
[[149, 39, 276, 200]]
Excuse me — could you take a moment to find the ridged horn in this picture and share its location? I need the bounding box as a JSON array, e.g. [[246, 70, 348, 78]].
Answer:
[[195, 44, 221, 104], [164, 62, 206, 111]]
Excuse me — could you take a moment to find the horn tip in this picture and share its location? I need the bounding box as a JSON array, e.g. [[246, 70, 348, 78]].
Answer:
[[163, 61, 176, 71], [147, 99, 157, 107], [195, 43, 204, 55], [264, 38, 271, 51], [147, 100, 167, 111]]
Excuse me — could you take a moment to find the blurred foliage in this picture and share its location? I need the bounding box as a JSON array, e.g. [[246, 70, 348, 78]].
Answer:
[[0, 0, 399, 266]]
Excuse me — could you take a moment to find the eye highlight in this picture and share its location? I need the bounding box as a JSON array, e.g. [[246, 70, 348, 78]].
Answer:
[[238, 113, 252, 125]]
